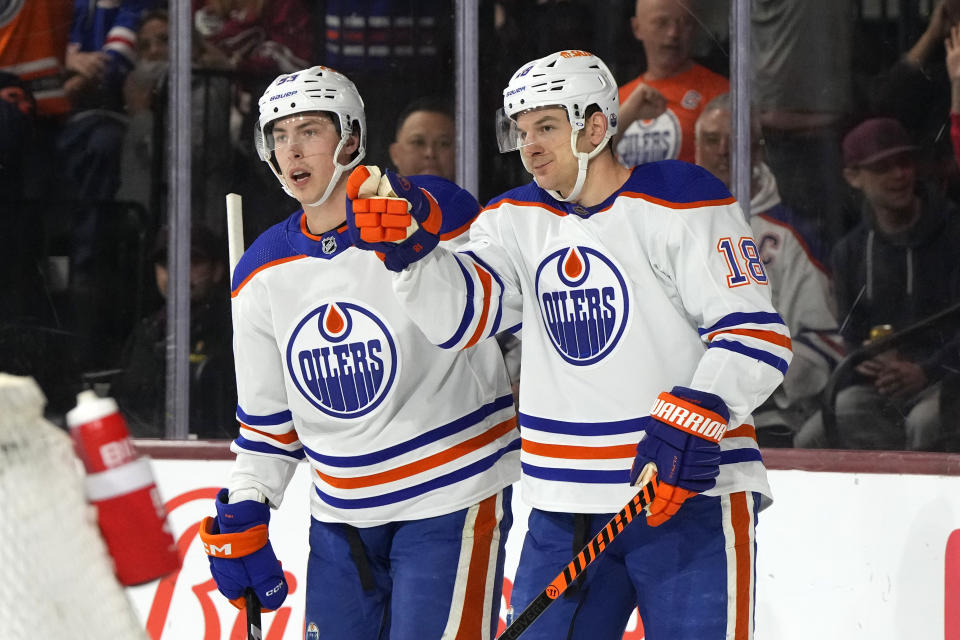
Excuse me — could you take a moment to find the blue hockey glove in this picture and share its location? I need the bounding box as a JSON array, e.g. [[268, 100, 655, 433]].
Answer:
[[345, 165, 442, 272], [630, 387, 727, 527], [199, 488, 288, 611]]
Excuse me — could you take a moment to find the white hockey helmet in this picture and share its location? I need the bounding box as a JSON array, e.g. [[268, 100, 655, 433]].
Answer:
[[256, 65, 367, 206], [496, 50, 619, 202]]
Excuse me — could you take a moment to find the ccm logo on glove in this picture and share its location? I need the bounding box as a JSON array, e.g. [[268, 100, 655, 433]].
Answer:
[[650, 393, 727, 442]]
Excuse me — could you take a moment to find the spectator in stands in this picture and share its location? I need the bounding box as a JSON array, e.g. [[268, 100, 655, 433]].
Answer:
[[117, 9, 233, 233], [752, 0, 853, 250], [58, 0, 157, 373], [694, 94, 844, 447], [0, 0, 73, 119], [870, 0, 960, 205], [193, 0, 313, 77], [795, 117, 960, 450], [389, 97, 456, 182], [615, 0, 727, 166], [113, 223, 236, 438]]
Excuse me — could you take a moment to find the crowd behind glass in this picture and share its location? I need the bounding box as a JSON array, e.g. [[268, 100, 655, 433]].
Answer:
[[2, 0, 958, 453]]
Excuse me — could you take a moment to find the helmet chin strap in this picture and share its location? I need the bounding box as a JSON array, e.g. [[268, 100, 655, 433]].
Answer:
[[536, 128, 611, 203]]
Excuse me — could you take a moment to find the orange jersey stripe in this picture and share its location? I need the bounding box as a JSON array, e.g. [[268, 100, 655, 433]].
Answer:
[[522, 439, 636, 460], [232, 254, 307, 297], [240, 424, 299, 445], [454, 494, 499, 640], [706, 327, 793, 351], [724, 423, 757, 442], [316, 417, 517, 489], [463, 263, 493, 349], [730, 492, 753, 640], [619, 191, 737, 210]]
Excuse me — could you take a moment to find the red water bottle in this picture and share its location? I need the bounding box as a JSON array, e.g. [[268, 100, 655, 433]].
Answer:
[[66, 390, 180, 585]]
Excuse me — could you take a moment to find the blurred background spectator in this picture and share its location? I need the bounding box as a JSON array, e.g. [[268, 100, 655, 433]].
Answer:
[[695, 93, 844, 447], [752, 0, 854, 250], [615, 0, 729, 166], [113, 223, 236, 438], [389, 96, 456, 181], [796, 117, 960, 450]]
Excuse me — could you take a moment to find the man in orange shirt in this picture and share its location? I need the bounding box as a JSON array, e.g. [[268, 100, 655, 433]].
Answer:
[[615, 0, 728, 166]]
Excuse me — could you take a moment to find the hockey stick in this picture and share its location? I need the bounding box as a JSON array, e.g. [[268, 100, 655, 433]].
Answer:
[[226, 193, 244, 283], [497, 464, 658, 640], [245, 588, 263, 640]]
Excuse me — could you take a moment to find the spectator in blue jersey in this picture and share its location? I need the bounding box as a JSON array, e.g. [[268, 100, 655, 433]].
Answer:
[[796, 117, 960, 450], [694, 94, 844, 447], [58, 0, 156, 372]]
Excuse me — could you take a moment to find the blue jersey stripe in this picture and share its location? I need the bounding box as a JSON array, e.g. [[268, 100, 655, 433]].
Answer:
[[698, 311, 785, 336], [438, 254, 476, 349], [708, 339, 789, 375], [520, 413, 646, 436], [720, 447, 763, 465], [236, 406, 293, 427], [315, 439, 520, 509], [522, 463, 631, 484], [464, 250, 505, 337], [233, 436, 305, 460], [303, 394, 515, 467]]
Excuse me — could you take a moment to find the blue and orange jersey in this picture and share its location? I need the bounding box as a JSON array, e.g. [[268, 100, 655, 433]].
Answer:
[[227, 175, 518, 526], [0, 0, 72, 116], [391, 160, 792, 514]]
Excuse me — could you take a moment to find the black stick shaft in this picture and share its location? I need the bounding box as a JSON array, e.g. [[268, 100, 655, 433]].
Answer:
[[497, 479, 656, 640], [245, 589, 262, 640]]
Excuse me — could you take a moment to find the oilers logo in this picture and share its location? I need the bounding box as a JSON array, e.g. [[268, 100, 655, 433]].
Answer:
[[286, 300, 399, 418], [535, 246, 630, 366], [616, 108, 681, 165]]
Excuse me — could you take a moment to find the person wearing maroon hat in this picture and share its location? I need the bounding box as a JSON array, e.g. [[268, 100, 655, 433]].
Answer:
[[795, 116, 960, 450]]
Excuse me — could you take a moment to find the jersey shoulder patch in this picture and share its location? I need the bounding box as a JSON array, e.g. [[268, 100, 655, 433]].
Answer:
[[624, 160, 734, 208], [409, 175, 481, 239], [231, 210, 303, 292]]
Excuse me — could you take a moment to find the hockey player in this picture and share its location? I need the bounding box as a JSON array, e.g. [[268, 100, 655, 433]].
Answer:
[[198, 66, 518, 639], [346, 51, 792, 638]]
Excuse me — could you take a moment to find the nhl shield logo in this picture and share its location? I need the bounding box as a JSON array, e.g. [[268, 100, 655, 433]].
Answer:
[[535, 246, 630, 366], [321, 236, 338, 254], [286, 300, 399, 418]]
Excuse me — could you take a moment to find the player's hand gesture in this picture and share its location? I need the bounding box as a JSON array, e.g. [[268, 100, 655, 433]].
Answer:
[[620, 82, 667, 124], [345, 166, 443, 272]]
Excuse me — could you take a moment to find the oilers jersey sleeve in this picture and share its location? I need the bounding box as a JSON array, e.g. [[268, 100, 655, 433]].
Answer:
[[393, 161, 792, 514], [228, 176, 519, 525]]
